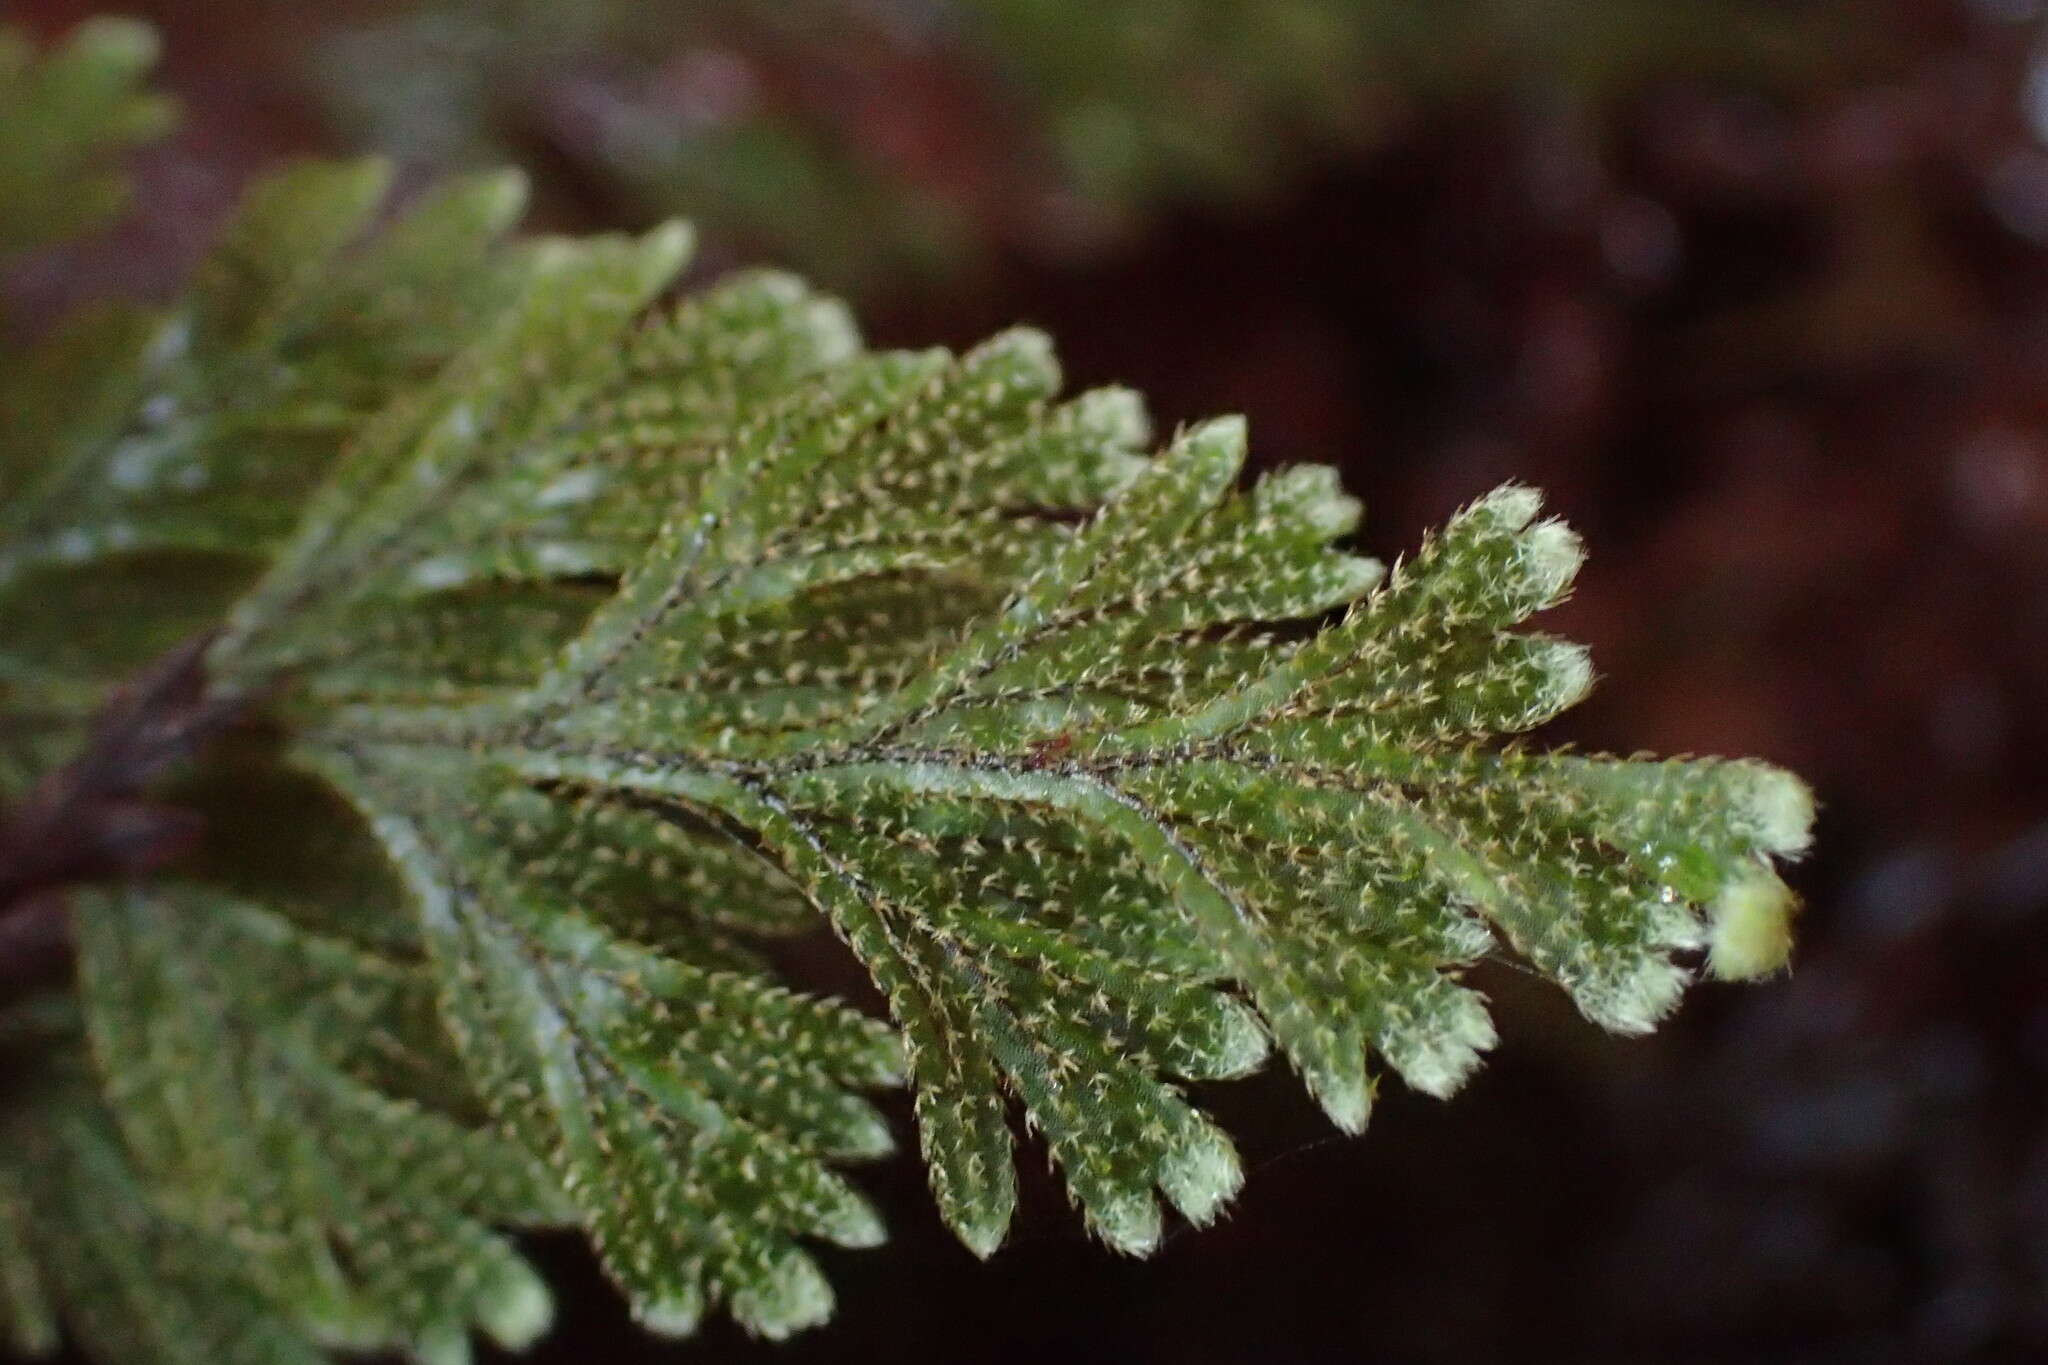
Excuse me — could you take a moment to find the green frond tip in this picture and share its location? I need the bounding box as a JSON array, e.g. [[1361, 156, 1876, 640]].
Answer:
[[0, 17, 177, 256], [3, 130, 1816, 1354]]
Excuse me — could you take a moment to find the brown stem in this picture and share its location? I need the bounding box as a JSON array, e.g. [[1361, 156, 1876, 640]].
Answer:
[[0, 634, 253, 987]]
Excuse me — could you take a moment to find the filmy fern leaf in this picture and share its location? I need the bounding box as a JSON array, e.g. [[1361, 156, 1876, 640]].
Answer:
[[1, 40, 1814, 1361]]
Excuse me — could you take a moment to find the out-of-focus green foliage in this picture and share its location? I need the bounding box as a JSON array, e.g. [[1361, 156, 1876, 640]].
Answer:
[[314, 0, 1837, 290], [2, 19, 1814, 1363], [0, 17, 174, 258]]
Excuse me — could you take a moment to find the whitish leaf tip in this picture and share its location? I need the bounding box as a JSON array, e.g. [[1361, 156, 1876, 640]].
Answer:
[[1708, 866, 1798, 979], [1085, 1190, 1165, 1258], [1158, 1123, 1245, 1227], [733, 1253, 835, 1341], [1743, 766, 1817, 857], [477, 1267, 553, 1351], [631, 1292, 705, 1339]]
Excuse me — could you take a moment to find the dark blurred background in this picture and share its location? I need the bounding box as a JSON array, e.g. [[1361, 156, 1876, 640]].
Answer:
[[9, 0, 2048, 1361]]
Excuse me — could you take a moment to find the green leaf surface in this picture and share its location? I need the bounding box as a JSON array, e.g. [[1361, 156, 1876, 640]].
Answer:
[[0, 86, 1814, 1356]]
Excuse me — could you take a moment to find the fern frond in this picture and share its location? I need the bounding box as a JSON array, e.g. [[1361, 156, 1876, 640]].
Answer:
[[167, 171, 1811, 1303], [2, 129, 1815, 1357]]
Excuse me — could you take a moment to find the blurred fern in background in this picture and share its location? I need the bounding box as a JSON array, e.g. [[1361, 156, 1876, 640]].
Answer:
[[0, 18, 172, 259], [312, 0, 1848, 291]]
